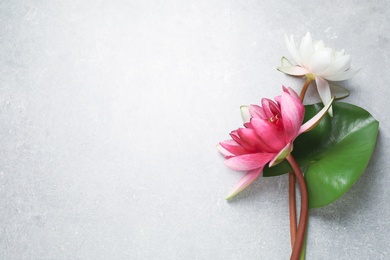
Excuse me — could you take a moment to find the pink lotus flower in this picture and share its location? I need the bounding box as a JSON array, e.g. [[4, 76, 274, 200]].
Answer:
[[218, 87, 333, 199]]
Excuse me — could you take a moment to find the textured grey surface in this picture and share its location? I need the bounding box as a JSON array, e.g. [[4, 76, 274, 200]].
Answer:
[[0, 0, 389, 259]]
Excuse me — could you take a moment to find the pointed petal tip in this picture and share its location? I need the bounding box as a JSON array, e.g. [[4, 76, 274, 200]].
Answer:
[[240, 105, 250, 124], [269, 143, 292, 167], [328, 105, 333, 117], [225, 192, 235, 201], [325, 67, 361, 81], [225, 168, 263, 200], [217, 143, 234, 157], [281, 56, 293, 67], [298, 96, 335, 134], [277, 66, 309, 76], [224, 153, 274, 171], [329, 83, 349, 100]]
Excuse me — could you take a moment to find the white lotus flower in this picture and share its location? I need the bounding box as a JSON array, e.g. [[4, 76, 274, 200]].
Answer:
[[278, 32, 359, 116]]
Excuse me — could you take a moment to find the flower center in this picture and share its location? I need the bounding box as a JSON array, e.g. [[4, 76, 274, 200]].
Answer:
[[269, 114, 281, 123]]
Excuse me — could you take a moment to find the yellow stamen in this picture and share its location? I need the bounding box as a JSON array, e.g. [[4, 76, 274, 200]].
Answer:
[[269, 114, 281, 123]]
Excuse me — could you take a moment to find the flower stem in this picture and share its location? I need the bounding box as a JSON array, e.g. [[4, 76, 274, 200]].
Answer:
[[289, 172, 297, 248], [299, 78, 312, 101], [289, 77, 312, 249], [299, 226, 308, 260], [286, 154, 308, 260]]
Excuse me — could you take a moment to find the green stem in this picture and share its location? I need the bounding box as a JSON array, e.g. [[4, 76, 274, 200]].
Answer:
[[286, 154, 308, 260], [299, 232, 307, 260]]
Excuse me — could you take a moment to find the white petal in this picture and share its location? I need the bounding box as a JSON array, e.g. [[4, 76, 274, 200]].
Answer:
[[299, 32, 314, 67], [325, 68, 360, 81], [335, 49, 345, 58], [322, 55, 351, 77], [329, 83, 349, 100], [315, 77, 333, 116], [285, 34, 301, 65], [309, 48, 333, 75], [277, 66, 310, 76], [240, 106, 251, 124], [281, 56, 294, 66], [313, 40, 325, 51]]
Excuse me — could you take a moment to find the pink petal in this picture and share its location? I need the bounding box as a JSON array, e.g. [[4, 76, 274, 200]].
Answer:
[[277, 65, 309, 76], [226, 168, 262, 200], [261, 98, 280, 119], [237, 128, 273, 153], [298, 96, 334, 135], [230, 131, 257, 153], [250, 118, 286, 152], [224, 152, 275, 171], [243, 122, 252, 129], [274, 95, 282, 105], [315, 77, 333, 116], [283, 86, 300, 100], [249, 104, 267, 119], [217, 143, 234, 158], [280, 88, 304, 142], [269, 143, 293, 167], [219, 140, 248, 156]]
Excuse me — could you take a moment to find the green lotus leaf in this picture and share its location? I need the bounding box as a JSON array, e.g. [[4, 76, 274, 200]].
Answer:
[[263, 102, 379, 208]]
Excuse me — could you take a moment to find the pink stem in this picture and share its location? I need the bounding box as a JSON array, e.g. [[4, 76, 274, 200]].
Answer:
[[286, 154, 308, 260]]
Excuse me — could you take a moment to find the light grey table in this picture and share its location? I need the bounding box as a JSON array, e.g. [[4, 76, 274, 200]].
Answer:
[[1, 0, 389, 259]]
